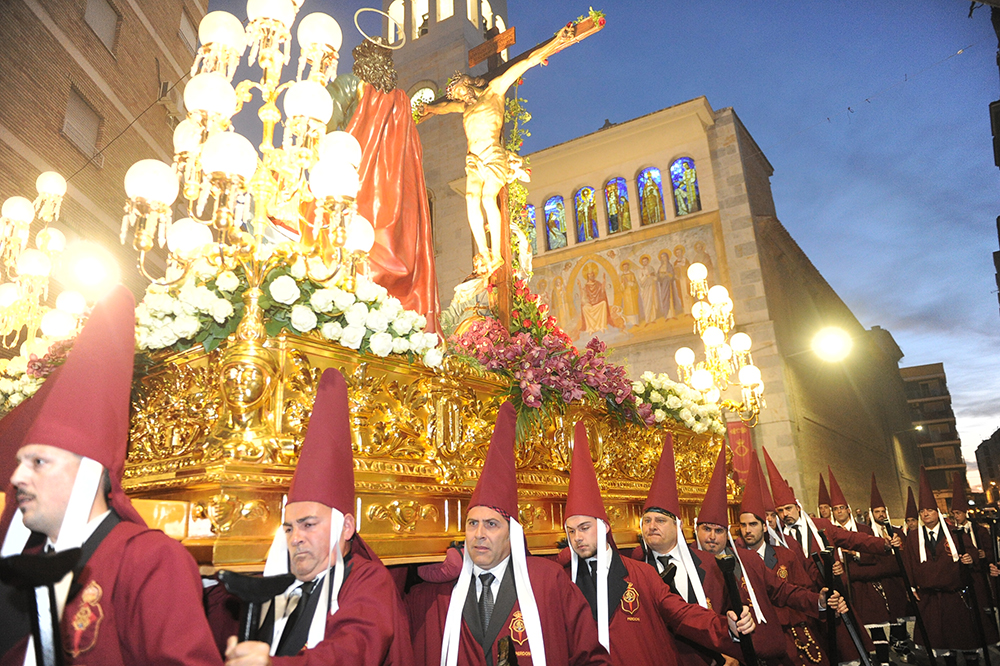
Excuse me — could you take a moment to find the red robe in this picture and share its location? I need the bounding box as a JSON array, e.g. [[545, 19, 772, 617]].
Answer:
[[902, 525, 982, 650], [783, 517, 889, 558], [347, 87, 441, 334], [565, 551, 743, 666], [843, 523, 909, 626], [406, 556, 611, 666], [267, 536, 413, 665], [1, 518, 222, 666]]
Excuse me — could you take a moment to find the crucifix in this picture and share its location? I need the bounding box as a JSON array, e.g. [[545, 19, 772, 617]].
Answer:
[[417, 15, 606, 329]]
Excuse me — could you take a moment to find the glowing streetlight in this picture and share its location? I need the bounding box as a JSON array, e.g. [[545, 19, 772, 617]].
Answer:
[[810, 326, 852, 363]]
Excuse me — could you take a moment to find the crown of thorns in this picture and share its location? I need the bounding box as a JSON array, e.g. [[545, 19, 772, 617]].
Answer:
[[446, 71, 485, 99]]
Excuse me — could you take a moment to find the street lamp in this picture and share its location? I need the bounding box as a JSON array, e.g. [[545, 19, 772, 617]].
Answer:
[[810, 326, 852, 362]]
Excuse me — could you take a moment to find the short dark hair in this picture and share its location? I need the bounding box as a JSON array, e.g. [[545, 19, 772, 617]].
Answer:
[[101, 468, 111, 502], [643, 507, 677, 521]]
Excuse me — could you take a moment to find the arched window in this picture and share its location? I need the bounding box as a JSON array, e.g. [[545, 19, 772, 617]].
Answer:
[[604, 177, 631, 235], [670, 157, 701, 216], [387, 0, 405, 44], [480, 0, 493, 31], [412, 0, 430, 38], [574, 187, 599, 242], [526, 203, 537, 254], [437, 0, 454, 21], [637, 167, 665, 226], [495, 15, 508, 60], [543, 196, 567, 250]]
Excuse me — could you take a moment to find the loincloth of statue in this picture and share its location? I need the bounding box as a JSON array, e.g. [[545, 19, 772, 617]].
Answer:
[[465, 144, 510, 184]]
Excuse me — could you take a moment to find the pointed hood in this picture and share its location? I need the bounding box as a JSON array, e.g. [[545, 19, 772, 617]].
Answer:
[[752, 452, 775, 513], [951, 468, 968, 510], [870, 473, 886, 510], [762, 446, 796, 507], [918, 466, 937, 512], [565, 420, 611, 651], [817, 473, 831, 507], [697, 444, 730, 527], [643, 432, 681, 516], [24, 286, 143, 527], [288, 368, 355, 515], [905, 486, 918, 520], [738, 453, 767, 522], [565, 421, 609, 525], [827, 467, 848, 508], [468, 402, 519, 520]]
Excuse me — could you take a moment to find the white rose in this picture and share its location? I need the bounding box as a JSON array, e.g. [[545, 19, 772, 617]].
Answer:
[[365, 309, 390, 333], [135, 303, 153, 327], [22, 382, 40, 398], [289, 256, 307, 280], [353, 276, 379, 302], [391, 315, 413, 337], [392, 337, 410, 354], [368, 332, 394, 357], [693, 422, 708, 434], [0, 378, 13, 393], [7, 357, 27, 374], [408, 331, 425, 351], [631, 381, 645, 394], [144, 292, 175, 317], [194, 286, 217, 312], [649, 391, 664, 404], [344, 302, 369, 327], [192, 258, 217, 278], [321, 321, 343, 341], [651, 377, 664, 391], [332, 289, 356, 312], [8, 393, 24, 407], [268, 275, 300, 305], [422, 332, 440, 349], [216, 271, 240, 293], [678, 408, 693, 424], [211, 298, 234, 324], [136, 327, 150, 350], [290, 304, 317, 332], [310, 289, 336, 313], [172, 314, 202, 339], [151, 326, 179, 349], [380, 297, 403, 321], [339, 325, 365, 350], [423, 347, 444, 368], [640, 371, 655, 382], [654, 408, 666, 423], [414, 314, 427, 330]]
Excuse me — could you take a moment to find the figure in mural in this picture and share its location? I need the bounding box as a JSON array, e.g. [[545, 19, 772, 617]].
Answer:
[[692, 239, 715, 282], [656, 249, 683, 319], [526, 204, 538, 254], [619, 260, 640, 327], [575, 187, 599, 241], [416, 27, 574, 273], [618, 192, 632, 230], [639, 168, 665, 226], [580, 263, 613, 333], [605, 181, 620, 234], [673, 244, 690, 311], [535, 278, 550, 310], [549, 275, 573, 330], [545, 198, 568, 250], [638, 254, 659, 323]]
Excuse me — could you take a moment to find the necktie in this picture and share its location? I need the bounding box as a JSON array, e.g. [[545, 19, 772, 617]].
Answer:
[[479, 572, 496, 629], [276, 580, 314, 654], [926, 528, 937, 553], [657, 555, 677, 589], [589, 560, 598, 581], [790, 524, 803, 549]]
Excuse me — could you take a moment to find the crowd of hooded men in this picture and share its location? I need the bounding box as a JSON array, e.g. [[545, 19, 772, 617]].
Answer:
[[0, 287, 997, 666]]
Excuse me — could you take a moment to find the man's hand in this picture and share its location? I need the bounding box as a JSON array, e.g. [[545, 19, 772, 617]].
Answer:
[[225, 637, 271, 666], [832, 560, 844, 576], [723, 656, 740, 666], [827, 591, 848, 616], [979, 549, 986, 559], [727, 607, 755, 635], [890, 534, 902, 549], [960, 553, 974, 565], [990, 563, 1000, 578]]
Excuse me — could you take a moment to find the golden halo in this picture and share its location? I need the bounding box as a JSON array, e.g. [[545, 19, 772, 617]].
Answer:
[[354, 8, 407, 50]]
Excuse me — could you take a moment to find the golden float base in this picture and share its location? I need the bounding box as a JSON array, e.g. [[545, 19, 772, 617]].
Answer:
[[123, 333, 732, 570]]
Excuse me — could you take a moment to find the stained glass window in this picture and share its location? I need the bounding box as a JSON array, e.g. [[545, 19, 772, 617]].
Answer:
[[544, 196, 567, 250], [670, 157, 701, 216], [526, 204, 537, 254], [604, 177, 631, 235], [574, 187, 599, 243], [637, 167, 665, 226]]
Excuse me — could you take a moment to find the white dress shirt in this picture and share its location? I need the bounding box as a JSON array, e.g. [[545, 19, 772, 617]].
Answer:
[[652, 544, 690, 600], [473, 555, 510, 602]]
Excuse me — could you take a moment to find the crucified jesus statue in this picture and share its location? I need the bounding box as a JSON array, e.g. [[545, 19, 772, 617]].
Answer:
[[416, 25, 575, 275]]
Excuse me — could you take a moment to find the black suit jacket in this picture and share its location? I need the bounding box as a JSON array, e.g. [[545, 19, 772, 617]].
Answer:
[[462, 564, 517, 666]]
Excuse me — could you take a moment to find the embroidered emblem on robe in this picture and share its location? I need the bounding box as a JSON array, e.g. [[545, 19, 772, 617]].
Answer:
[[64, 581, 104, 658], [621, 582, 640, 615]]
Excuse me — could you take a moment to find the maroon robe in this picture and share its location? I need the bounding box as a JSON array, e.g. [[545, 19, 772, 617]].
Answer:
[[566, 550, 743, 666], [407, 556, 611, 666], [267, 536, 413, 665], [954, 521, 1000, 644], [1, 518, 222, 666], [844, 523, 909, 625], [347, 87, 441, 334], [784, 517, 889, 558], [902, 524, 982, 650], [747, 541, 830, 666]]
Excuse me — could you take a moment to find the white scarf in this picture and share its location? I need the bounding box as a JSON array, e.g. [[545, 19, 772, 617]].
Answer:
[[784, 501, 825, 557], [917, 513, 958, 564], [569, 521, 609, 651], [650, 516, 709, 609], [868, 509, 891, 540], [955, 521, 978, 549], [440, 518, 546, 666], [262, 502, 347, 652]]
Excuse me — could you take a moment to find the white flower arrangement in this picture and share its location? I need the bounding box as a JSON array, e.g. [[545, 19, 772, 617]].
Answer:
[[634, 371, 726, 435], [134, 259, 443, 367], [0, 346, 53, 414]]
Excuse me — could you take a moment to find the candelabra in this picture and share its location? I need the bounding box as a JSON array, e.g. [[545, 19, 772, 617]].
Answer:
[[119, 0, 375, 344], [674, 262, 765, 425]]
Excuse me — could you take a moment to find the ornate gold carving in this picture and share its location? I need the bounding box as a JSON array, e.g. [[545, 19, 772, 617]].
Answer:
[[125, 333, 731, 567], [367, 500, 438, 533], [194, 492, 269, 534], [518, 503, 548, 531]]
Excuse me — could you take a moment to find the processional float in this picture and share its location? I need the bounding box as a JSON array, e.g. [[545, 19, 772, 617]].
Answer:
[[0, 2, 765, 569]]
